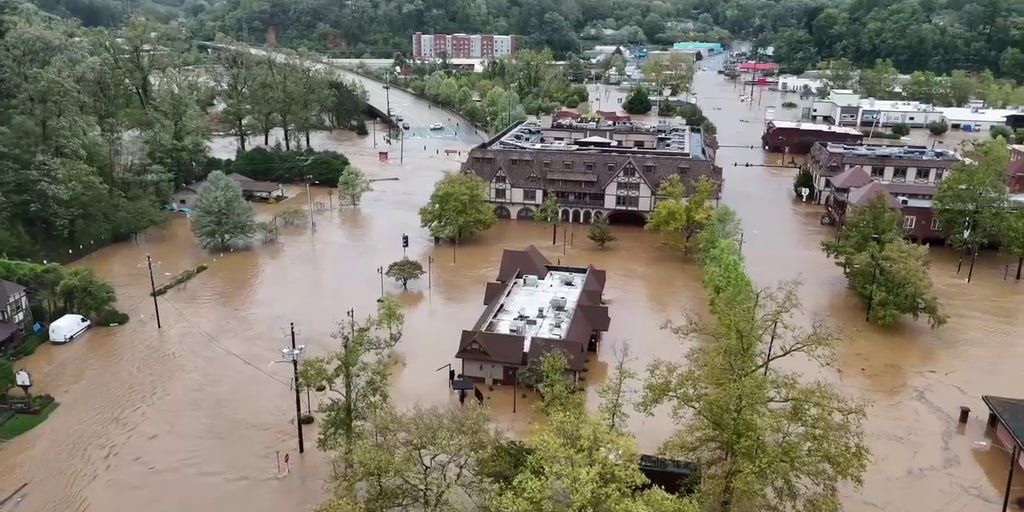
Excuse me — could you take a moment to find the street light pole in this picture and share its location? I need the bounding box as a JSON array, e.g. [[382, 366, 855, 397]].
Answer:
[[146, 254, 162, 329], [427, 256, 433, 289], [306, 181, 315, 232], [377, 266, 385, 298]]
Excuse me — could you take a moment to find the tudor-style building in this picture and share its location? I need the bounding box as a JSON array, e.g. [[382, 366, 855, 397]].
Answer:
[[462, 118, 723, 224]]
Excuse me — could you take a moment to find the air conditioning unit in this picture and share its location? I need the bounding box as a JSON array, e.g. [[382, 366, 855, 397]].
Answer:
[[550, 296, 567, 310], [897, 196, 910, 206], [523, 275, 539, 287]]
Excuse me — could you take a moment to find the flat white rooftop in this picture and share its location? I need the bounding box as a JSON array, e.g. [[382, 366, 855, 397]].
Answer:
[[770, 120, 862, 135], [938, 107, 1020, 123], [483, 269, 586, 351]]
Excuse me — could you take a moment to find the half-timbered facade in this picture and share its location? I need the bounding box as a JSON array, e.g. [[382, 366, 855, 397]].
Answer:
[[464, 119, 723, 224]]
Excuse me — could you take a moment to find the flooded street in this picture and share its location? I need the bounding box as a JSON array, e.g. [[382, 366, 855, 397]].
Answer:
[[1, 58, 1022, 512]]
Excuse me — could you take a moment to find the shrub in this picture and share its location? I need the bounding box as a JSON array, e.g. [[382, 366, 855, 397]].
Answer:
[[862, 130, 902, 140], [300, 414, 315, 424], [94, 309, 129, 326], [991, 125, 1013, 140], [927, 120, 949, 136], [781, 101, 798, 108], [623, 87, 652, 114], [32, 394, 55, 409], [563, 97, 580, 109], [890, 123, 911, 136]]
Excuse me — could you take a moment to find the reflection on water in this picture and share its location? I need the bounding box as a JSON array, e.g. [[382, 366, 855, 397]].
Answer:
[[1, 58, 1022, 512]]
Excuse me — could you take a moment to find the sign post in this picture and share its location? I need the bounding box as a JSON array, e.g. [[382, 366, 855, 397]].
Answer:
[[15, 369, 31, 397]]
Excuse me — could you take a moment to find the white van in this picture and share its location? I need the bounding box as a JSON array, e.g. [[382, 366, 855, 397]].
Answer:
[[49, 314, 91, 344]]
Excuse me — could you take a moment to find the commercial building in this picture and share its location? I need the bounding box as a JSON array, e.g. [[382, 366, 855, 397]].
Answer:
[[937, 102, 1021, 132], [761, 120, 863, 154], [776, 75, 825, 96], [455, 246, 609, 386], [811, 90, 943, 128], [461, 116, 723, 225], [412, 32, 517, 60], [810, 142, 962, 242]]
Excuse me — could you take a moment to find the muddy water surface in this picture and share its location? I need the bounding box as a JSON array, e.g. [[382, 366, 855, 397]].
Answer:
[[1, 59, 1022, 512]]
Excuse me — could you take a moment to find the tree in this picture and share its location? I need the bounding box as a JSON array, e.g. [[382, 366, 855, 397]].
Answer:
[[991, 125, 1014, 140], [535, 191, 561, 245], [189, 171, 256, 251], [337, 165, 373, 206], [858, 59, 899, 99], [823, 196, 946, 327], [890, 123, 910, 136], [927, 120, 949, 136], [299, 299, 405, 493], [55, 267, 117, 320], [490, 351, 699, 512], [277, 206, 308, 226], [640, 280, 870, 512], [350, 405, 498, 511], [1, 359, 17, 393], [385, 258, 425, 289], [819, 58, 857, 90], [933, 139, 1010, 261], [793, 165, 814, 198], [999, 205, 1024, 280], [623, 87, 652, 114], [645, 175, 716, 254], [212, 37, 255, 151], [587, 216, 616, 248], [597, 343, 635, 432], [419, 172, 496, 241], [145, 80, 211, 184]]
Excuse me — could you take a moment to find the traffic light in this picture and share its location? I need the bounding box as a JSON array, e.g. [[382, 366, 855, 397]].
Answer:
[[402, 233, 409, 248]]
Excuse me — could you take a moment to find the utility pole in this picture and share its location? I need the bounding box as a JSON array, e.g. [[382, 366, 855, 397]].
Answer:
[[377, 266, 385, 298], [427, 255, 433, 289], [146, 254, 162, 329], [288, 323, 305, 454], [385, 72, 391, 123], [400, 128, 404, 164], [306, 181, 315, 231]]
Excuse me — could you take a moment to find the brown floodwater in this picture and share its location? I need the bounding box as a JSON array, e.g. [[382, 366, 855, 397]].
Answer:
[[1, 57, 1022, 512]]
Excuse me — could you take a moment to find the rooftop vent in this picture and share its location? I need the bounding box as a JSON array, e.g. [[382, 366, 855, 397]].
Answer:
[[510, 321, 525, 335], [523, 275, 539, 287], [560, 274, 575, 286], [550, 296, 568, 310]]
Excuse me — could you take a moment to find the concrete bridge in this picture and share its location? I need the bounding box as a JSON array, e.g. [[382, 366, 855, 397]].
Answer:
[[199, 42, 487, 145]]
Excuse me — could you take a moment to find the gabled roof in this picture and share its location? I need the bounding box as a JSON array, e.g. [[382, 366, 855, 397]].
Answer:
[[496, 245, 550, 282], [829, 166, 872, 189], [982, 395, 1024, 450], [0, 322, 18, 341], [0, 280, 26, 304], [848, 181, 899, 207], [455, 330, 524, 365], [528, 338, 586, 370]]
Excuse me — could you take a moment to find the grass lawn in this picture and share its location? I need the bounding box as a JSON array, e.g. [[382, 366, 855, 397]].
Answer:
[[0, 402, 58, 440]]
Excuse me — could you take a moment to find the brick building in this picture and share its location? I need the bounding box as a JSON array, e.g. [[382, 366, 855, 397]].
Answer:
[[412, 32, 517, 60]]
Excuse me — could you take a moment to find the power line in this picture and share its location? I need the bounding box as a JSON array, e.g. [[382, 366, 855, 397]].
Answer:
[[161, 297, 290, 387]]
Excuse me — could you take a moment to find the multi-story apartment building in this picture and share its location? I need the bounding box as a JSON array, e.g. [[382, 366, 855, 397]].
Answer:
[[412, 32, 517, 60], [461, 118, 723, 225], [809, 142, 962, 242]]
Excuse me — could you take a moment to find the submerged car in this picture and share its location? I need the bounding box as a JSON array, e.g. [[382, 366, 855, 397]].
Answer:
[[402, 122, 410, 129], [429, 122, 444, 130]]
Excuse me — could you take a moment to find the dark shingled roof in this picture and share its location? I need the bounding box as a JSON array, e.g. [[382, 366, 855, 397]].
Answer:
[[848, 181, 899, 207], [983, 395, 1024, 450], [455, 331, 525, 365], [0, 322, 17, 341], [496, 245, 550, 282], [528, 338, 586, 370], [483, 281, 509, 305], [829, 165, 872, 189], [0, 280, 26, 305]]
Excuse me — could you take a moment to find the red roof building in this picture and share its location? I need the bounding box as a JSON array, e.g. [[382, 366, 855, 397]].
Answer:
[[738, 62, 779, 72]]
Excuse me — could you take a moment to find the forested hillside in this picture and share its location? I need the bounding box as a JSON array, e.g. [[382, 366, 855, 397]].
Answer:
[[27, 0, 1024, 79]]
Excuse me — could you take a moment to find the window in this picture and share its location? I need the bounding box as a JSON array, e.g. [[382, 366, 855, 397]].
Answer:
[[563, 161, 573, 170], [523, 189, 537, 202], [494, 173, 507, 184], [618, 182, 640, 193], [908, 116, 915, 121], [871, 166, 884, 179], [643, 164, 656, 173], [616, 195, 639, 208], [930, 217, 941, 231], [584, 161, 594, 171], [607, 163, 616, 172], [542, 160, 551, 169], [494, 188, 507, 200], [179, 199, 186, 204], [623, 168, 637, 178], [634, 141, 645, 148], [893, 167, 907, 182], [916, 168, 931, 183], [935, 169, 945, 182], [903, 215, 916, 229]]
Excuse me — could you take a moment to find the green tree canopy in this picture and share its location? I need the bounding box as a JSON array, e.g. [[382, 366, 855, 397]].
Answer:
[[418, 172, 496, 241], [337, 165, 373, 206], [933, 139, 1010, 252], [385, 258, 425, 289], [189, 171, 256, 251], [587, 215, 616, 248], [623, 86, 652, 115], [645, 175, 716, 254]]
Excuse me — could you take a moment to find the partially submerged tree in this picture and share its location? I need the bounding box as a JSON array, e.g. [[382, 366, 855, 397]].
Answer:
[[189, 171, 255, 251], [337, 165, 373, 206], [535, 191, 561, 245], [645, 175, 716, 254], [588, 215, 617, 248], [999, 205, 1024, 280], [597, 343, 636, 432], [823, 195, 945, 327], [55, 267, 117, 319], [419, 172, 496, 241], [385, 258, 425, 289], [933, 139, 1010, 263], [299, 299, 405, 489], [277, 206, 309, 227]]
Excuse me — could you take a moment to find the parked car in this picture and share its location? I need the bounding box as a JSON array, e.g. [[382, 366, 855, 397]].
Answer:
[[49, 314, 91, 344], [395, 115, 403, 122], [430, 122, 444, 130], [402, 122, 410, 129]]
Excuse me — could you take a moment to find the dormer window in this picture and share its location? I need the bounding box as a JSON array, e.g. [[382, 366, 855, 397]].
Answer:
[[623, 168, 636, 178], [494, 171, 507, 184]]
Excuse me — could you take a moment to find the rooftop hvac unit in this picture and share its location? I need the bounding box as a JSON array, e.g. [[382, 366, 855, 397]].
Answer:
[[549, 327, 562, 339], [523, 275, 539, 287], [510, 321, 525, 335], [537, 307, 545, 318], [560, 274, 575, 286], [897, 196, 910, 206], [550, 296, 567, 310], [553, 314, 564, 327]]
